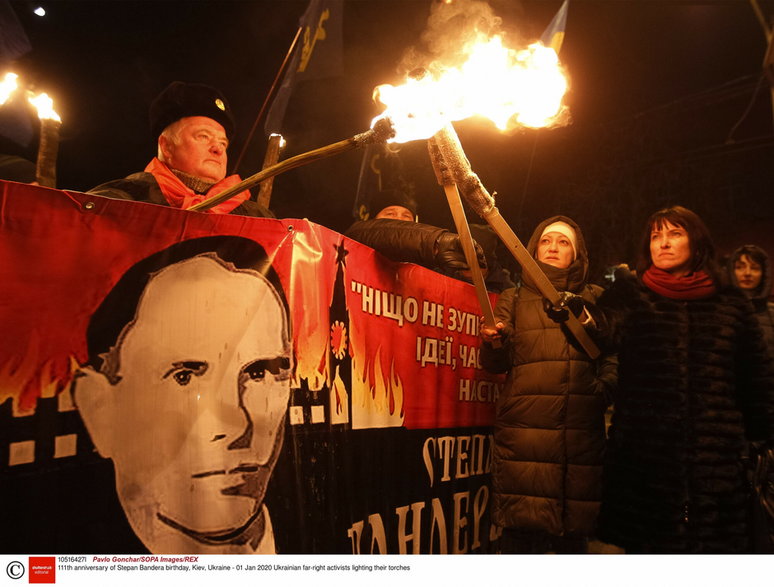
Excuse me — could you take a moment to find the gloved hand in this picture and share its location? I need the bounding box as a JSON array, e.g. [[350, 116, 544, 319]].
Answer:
[[434, 232, 487, 279], [613, 264, 635, 282], [543, 291, 585, 323]]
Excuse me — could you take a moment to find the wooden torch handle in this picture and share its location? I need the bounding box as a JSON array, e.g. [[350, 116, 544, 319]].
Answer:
[[256, 134, 285, 210], [428, 135, 500, 347]]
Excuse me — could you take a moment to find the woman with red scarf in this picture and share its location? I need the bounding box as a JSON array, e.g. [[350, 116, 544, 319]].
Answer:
[[596, 205, 774, 553]]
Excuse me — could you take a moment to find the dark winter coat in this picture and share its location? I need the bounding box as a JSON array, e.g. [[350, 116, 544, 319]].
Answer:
[[346, 218, 442, 267], [88, 172, 274, 218], [727, 245, 774, 552], [346, 218, 513, 292], [727, 245, 774, 354], [597, 271, 774, 553], [480, 216, 616, 537]]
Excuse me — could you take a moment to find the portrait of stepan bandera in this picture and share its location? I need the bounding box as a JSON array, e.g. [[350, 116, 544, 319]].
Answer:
[[74, 235, 293, 554]]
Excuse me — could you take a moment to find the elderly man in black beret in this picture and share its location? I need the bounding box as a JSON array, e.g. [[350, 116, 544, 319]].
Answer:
[[89, 81, 272, 217]]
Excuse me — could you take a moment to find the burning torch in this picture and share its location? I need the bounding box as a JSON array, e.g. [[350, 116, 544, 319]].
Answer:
[[28, 91, 62, 188], [427, 132, 498, 342], [431, 123, 599, 358], [0, 72, 19, 106], [371, 33, 599, 358]]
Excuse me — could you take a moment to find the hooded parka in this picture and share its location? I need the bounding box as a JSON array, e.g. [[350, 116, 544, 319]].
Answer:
[[480, 216, 616, 538]]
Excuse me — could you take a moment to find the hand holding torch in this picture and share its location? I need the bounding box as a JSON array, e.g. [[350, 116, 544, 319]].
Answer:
[[431, 124, 600, 359]]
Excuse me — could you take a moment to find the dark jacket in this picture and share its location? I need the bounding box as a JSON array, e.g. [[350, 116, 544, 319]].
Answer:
[[480, 215, 616, 537], [346, 218, 441, 267], [88, 172, 274, 218], [727, 245, 774, 354], [346, 218, 509, 291], [597, 270, 774, 553]]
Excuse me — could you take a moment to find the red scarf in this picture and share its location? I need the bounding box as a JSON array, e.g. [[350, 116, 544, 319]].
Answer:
[[144, 158, 250, 214], [642, 265, 717, 300]]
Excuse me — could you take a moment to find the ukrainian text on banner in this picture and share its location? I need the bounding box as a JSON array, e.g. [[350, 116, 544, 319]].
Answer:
[[0, 181, 501, 554]]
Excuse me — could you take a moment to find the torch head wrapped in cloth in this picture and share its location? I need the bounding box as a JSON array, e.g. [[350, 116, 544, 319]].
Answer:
[[430, 124, 495, 218]]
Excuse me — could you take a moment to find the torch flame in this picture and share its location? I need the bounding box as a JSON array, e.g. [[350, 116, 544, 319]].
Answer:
[[1, 72, 19, 105], [28, 91, 61, 122], [373, 35, 568, 143]]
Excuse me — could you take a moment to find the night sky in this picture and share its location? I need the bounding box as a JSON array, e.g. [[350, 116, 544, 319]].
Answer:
[[4, 0, 774, 281]]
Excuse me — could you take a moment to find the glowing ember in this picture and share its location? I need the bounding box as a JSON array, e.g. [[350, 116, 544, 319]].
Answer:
[[373, 35, 568, 142], [28, 92, 61, 122], [0, 72, 19, 105]]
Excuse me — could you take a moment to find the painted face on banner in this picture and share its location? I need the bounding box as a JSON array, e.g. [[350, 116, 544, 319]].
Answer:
[[78, 255, 291, 551]]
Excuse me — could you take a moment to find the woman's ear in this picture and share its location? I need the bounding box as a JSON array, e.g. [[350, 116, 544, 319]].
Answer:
[[72, 367, 116, 459]]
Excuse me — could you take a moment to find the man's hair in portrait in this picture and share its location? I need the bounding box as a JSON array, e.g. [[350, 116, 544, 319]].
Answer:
[[85, 235, 290, 379]]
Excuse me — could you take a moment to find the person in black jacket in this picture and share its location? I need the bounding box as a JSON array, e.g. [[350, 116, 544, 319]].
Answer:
[[597, 206, 774, 553], [346, 189, 491, 285], [88, 81, 272, 218], [726, 244, 774, 552]]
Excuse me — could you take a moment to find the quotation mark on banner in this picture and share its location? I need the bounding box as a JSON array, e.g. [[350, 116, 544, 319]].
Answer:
[[6, 561, 24, 580]]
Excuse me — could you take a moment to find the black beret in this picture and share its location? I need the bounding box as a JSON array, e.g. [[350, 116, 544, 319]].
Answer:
[[369, 189, 418, 218], [149, 81, 235, 140], [0, 154, 36, 183]]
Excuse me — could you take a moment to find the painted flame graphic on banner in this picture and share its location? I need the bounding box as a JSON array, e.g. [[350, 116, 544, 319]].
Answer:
[[0, 338, 76, 414], [351, 349, 404, 430], [372, 34, 568, 143]]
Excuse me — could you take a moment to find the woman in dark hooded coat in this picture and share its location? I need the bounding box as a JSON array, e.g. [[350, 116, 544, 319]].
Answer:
[[479, 215, 616, 553]]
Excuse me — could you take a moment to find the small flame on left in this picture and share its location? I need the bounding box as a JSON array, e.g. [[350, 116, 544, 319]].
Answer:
[[0, 72, 19, 105]]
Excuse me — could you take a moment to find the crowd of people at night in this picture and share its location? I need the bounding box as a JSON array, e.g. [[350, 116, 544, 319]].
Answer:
[[1, 80, 772, 555]]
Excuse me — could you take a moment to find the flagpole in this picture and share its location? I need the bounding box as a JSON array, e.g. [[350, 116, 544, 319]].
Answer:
[[749, 0, 774, 130], [230, 25, 302, 175], [749, 0, 772, 39]]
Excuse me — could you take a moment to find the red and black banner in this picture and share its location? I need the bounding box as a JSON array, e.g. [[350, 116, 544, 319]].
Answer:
[[0, 181, 502, 554]]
